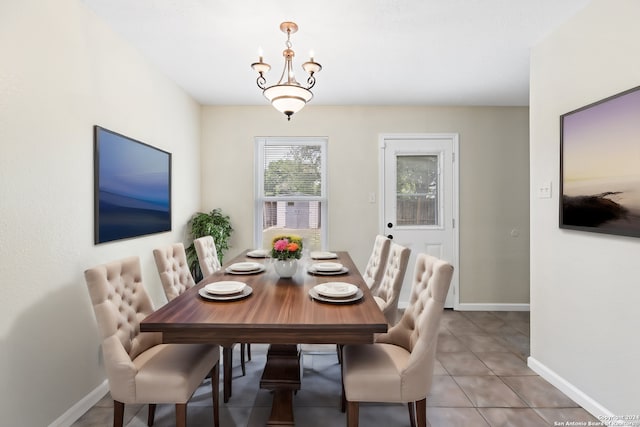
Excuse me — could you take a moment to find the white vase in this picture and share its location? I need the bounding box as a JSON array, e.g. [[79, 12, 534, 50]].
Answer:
[[274, 259, 298, 278]]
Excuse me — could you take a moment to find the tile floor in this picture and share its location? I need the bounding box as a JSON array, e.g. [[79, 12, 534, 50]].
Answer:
[[71, 310, 601, 426]]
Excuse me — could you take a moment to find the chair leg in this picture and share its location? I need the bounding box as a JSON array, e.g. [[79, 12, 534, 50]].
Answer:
[[247, 343, 252, 361], [148, 403, 156, 426], [336, 344, 343, 364], [416, 398, 427, 427], [175, 403, 187, 427], [340, 361, 346, 412], [346, 401, 359, 427], [240, 343, 246, 376], [211, 362, 220, 427], [223, 345, 233, 402], [113, 400, 124, 427], [407, 401, 416, 427]]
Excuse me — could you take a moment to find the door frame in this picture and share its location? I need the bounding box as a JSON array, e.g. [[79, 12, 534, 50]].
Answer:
[[379, 133, 460, 309]]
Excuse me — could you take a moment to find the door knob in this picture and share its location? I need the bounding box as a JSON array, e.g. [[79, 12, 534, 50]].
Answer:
[[387, 222, 393, 228], [387, 234, 393, 239]]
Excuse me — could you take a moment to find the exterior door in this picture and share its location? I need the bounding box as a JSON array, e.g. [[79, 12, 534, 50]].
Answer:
[[380, 134, 459, 308]]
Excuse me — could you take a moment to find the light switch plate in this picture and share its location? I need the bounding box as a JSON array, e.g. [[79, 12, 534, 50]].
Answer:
[[538, 181, 552, 199]]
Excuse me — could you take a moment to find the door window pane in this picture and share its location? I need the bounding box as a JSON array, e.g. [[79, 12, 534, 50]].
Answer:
[[396, 155, 439, 226]]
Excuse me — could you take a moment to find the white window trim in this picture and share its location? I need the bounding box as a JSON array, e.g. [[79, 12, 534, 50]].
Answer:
[[254, 136, 328, 250]]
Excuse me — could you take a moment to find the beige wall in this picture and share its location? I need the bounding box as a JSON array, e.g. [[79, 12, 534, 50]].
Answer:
[[201, 105, 530, 306], [530, 0, 640, 416], [0, 1, 201, 425]]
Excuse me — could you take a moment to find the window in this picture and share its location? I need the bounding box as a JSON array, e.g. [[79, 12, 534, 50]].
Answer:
[[396, 155, 439, 226], [255, 137, 328, 251]]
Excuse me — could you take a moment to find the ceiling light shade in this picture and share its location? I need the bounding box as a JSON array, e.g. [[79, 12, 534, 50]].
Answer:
[[251, 22, 321, 121], [264, 85, 313, 115]]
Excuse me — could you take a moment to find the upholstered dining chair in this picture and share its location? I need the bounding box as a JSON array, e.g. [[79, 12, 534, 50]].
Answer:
[[341, 253, 454, 427], [193, 235, 221, 276], [372, 242, 411, 326], [194, 236, 251, 365], [154, 241, 247, 403], [84, 256, 220, 427], [153, 242, 196, 302], [361, 235, 391, 294]]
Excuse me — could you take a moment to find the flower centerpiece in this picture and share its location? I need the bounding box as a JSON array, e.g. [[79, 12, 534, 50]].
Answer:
[[271, 235, 303, 277], [271, 235, 303, 260]]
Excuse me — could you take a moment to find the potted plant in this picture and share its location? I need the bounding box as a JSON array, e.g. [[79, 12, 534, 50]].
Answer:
[[186, 208, 233, 281]]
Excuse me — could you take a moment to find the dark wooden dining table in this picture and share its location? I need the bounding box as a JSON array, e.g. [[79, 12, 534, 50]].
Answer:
[[141, 250, 388, 426]]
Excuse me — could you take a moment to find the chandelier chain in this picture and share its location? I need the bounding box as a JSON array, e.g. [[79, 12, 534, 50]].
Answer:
[[286, 33, 292, 49]]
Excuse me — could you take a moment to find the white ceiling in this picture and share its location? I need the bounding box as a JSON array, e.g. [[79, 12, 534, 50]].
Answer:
[[81, 0, 590, 107]]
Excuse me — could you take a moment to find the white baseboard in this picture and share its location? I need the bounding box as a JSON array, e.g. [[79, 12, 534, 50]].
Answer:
[[455, 303, 530, 311], [527, 357, 614, 422], [49, 380, 108, 427]]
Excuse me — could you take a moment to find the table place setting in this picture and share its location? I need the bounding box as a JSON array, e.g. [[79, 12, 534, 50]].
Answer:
[[309, 281, 363, 304], [309, 251, 338, 260], [198, 280, 253, 301], [307, 261, 349, 275], [246, 248, 270, 258], [225, 261, 266, 274]]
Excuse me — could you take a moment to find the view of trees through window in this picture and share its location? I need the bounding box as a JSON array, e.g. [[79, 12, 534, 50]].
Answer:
[[264, 145, 321, 197], [396, 155, 439, 226]]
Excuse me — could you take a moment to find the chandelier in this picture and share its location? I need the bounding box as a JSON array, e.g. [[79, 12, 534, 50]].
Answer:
[[251, 22, 322, 121]]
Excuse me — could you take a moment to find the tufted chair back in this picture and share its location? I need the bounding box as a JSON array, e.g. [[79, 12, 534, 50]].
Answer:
[[153, 243, 195, 302], [375, 253, 453, 400], [362, 235, 391, 293], [372, 242, 410, 325], [193, 235, 221, 277], [84, 256, 161, 401]]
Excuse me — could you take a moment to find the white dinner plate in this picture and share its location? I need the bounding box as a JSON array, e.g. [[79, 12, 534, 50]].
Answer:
[[314, 282, 358, 298], [228, 262, 262, 272], [310, 251, 338, 260], [308, 287, 363, 304], [247, 249, 270, 258], [307, 265, 349, 275], [199, 286, 253, 301], [313, 262, 344, 272], [204, 281, 246, 295], [225, 264, 266, 275]]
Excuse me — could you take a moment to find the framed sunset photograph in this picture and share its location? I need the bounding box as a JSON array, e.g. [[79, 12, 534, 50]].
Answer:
[[560, 85, 640, 238]]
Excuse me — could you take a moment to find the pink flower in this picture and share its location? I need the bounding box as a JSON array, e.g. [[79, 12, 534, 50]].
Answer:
[[273, 239, 289, 251]]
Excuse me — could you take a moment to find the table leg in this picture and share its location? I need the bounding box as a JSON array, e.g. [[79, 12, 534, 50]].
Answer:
[[260, 344, 301, 426]]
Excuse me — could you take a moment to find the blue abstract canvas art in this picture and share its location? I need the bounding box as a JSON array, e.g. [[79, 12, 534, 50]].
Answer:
[[94, 126, 171, 244]]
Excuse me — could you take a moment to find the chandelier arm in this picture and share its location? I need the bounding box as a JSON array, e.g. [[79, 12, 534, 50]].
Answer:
[[307, 74, 316, 89], [257, 74, 267, 90]]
